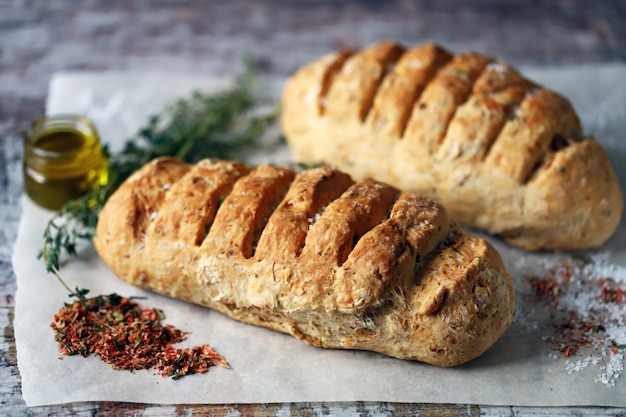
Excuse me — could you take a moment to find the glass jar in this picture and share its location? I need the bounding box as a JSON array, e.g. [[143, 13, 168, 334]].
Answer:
[[23, 114, 108, 210]]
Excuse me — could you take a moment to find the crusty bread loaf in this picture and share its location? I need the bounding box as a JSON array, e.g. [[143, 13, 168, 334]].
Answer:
[[281, 40, 623, 251], [94, 156, 515, 367]]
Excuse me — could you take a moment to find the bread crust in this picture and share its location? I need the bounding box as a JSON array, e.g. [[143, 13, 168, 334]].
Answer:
[[282, 41, 623, 251], [94, 157, 515, 367]]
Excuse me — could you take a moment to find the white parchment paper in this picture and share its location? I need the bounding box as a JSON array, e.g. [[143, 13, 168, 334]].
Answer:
[[13, 65, 626, 407]]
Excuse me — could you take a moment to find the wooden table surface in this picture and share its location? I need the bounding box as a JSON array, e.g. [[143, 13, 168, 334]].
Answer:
[[2, 1, 625, 415]]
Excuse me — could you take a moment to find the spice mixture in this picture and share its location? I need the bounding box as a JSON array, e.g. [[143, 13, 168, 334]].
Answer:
[[516, 253, 626, 387], [51, 294, 229, 379]]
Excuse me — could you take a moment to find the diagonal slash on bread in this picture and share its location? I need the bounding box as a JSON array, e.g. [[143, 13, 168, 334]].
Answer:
[[282, 41, 623, 251], [94, 157, 515, 367]]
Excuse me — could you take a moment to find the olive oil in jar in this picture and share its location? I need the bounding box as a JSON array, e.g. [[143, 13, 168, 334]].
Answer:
[[23, 114, 109, 210]]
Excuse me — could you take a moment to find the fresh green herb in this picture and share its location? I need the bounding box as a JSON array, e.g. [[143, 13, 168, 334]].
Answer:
[[39, 68, 279, 282], [45, 69, 273, 378]]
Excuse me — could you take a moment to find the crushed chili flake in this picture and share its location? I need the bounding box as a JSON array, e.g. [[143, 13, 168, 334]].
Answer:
[[599, 278, 626, 304], [528, 275, 561, 306], [514, 254, 626, 387], [51, 294, 229, 379]]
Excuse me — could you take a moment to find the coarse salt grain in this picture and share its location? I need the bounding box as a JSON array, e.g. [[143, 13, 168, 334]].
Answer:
[[513, 252, 626, 387], [595, 351, 624, 388], [308, 212, 321, 229], [486, 62, 509, 74]]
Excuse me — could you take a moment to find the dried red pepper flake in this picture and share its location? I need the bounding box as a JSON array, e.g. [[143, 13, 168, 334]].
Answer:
[[51, 294, 229, 379], [543, 312, 602, 359], [528, 275, 561, 305], [525, 259, 626, 363], [598, 278, 626, 304]]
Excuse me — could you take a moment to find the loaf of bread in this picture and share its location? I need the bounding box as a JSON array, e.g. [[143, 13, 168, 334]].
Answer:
[[94, 156, 514, 367], [282, 40, 623, 251]]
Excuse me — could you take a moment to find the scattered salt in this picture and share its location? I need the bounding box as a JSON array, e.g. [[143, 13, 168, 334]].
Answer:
[[489, 62, 506, 72], [522, 87, 540, 101], [595, 351, 623, 387], [307, 212, 321, 229], [565, 355, 601, 374], [513, 251, 626, 387], [407, 58, 426, 69], [486, 62, 509, 75]]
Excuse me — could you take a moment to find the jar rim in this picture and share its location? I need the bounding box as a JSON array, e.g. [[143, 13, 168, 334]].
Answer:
[[25, 114, 101, 159]]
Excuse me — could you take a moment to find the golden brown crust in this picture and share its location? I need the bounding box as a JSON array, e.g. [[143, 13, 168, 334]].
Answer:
[[325, 40, 404, 122], [484, 88, 583, 183], [150, 159, 249, 246], [94, 157, 515, 367], [403, 51, 493, 153], [282, 40, 623, 251], [366, 43, 452, 138]]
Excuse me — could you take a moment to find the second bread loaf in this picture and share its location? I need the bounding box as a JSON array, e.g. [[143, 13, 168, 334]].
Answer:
[[282, 40, 623, 251]]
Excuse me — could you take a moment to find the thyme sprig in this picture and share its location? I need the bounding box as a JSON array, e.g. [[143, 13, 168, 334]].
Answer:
[[41, 71, 268, 378], [39, 69, 280, 298]]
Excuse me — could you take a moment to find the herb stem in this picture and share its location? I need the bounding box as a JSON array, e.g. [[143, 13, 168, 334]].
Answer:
[[39, 67, 277, 289]]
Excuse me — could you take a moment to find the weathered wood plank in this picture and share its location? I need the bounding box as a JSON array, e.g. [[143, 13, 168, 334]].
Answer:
[[1, 0, 625, 415]]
